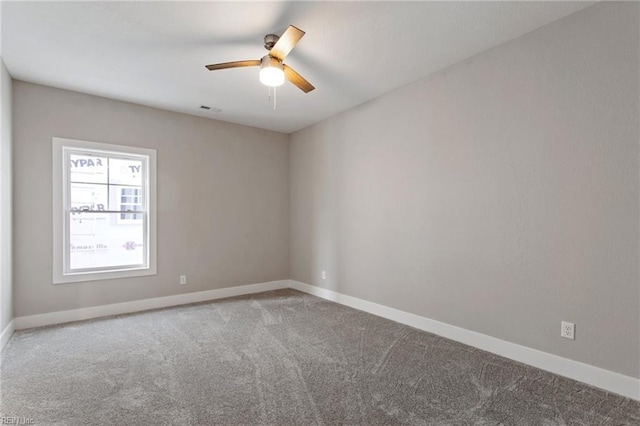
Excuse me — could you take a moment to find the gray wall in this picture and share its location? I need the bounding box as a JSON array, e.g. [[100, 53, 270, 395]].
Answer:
[[13, 82, 289, 317], [1, 59, 13, 331], [290, 2, 639, 378]]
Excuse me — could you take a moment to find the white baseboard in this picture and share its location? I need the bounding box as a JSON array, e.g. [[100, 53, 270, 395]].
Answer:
[[289, 280, 640, 401], [8, 278, 639, 401], [1, 319, 15, 351], [13, 280, 289, 330]]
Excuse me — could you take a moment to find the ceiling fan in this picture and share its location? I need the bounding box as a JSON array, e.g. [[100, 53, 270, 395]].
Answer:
[[205, 25, 315, 94]]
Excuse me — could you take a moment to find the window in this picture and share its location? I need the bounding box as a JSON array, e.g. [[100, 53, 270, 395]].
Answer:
[[52, 137, 157, 283]]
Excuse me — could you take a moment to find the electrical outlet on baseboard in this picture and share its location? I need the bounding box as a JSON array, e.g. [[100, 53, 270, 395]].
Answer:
[[179, 275, 187, 285], [321, 270, 326, 280], [561, 321, 575, 340]]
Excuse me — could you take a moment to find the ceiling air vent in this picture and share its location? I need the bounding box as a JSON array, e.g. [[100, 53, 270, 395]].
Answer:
[[200, 105, 222, 113]]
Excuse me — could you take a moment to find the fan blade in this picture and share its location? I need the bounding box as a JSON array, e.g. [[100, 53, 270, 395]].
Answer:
[[283, 64, 315, 93], [205, 60, 260, 71], [270, 25, 305, 61]]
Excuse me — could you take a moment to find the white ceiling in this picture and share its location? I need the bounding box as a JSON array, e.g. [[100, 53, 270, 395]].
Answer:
[[1, 1, 595, 134]]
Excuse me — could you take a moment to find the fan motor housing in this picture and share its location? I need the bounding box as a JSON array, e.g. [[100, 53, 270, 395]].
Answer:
[[263, 34, 280, 50]]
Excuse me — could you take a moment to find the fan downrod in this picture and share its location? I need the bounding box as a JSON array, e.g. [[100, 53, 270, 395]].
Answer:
[[263, 34, 280, 50]]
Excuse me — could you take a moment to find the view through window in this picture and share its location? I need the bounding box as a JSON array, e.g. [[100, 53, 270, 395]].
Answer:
[[67, 151, 147, 271]]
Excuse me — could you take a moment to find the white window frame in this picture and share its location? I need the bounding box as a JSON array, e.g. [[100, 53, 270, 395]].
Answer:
[[52, 137, 157, 284]]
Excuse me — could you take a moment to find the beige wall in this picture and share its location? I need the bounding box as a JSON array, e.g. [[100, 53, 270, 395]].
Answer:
[[290, 2, 640, 378], [13, 82, 289, 317], [1, 59, 13, 331]]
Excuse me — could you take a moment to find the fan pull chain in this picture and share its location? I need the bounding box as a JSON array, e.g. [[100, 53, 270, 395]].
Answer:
[[266, 86, 277, 110]]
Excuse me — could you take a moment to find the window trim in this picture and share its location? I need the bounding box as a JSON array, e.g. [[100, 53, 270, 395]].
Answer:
[[52, 137, 157, 284]]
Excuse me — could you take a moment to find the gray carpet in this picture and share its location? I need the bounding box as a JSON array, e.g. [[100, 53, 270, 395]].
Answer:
[[1, 289, 638, 425]]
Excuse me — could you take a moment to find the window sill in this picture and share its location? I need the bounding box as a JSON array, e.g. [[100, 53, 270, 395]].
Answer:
[[53, 266, 157, 284]]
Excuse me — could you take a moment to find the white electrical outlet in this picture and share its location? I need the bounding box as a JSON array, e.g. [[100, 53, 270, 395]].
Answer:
[[179, 275, 187, 285], [561, 321, 575, 340], [321, 270, 326, 280]]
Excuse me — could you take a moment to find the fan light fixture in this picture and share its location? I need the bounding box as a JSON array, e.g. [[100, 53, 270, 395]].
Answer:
[[259, 55, 285, 87]]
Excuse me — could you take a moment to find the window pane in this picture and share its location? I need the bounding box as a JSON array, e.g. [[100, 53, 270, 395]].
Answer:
[[70, 183, 108, 212], [109, 158, 143, 186], [69, 154, 108, 184], [69, 212, 144, 270]]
